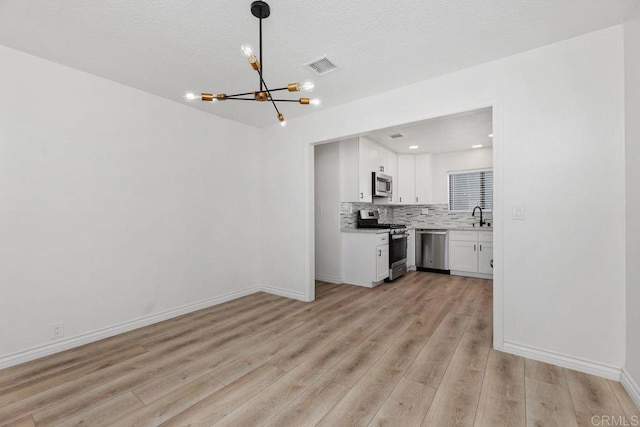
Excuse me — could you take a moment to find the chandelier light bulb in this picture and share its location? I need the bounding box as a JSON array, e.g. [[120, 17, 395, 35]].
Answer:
[[241, 44, 254, 58], [300, 81, 315, 92], [247, 55, 260, 70], [183, 92, 199, 102], [310, 98, 321, 106]]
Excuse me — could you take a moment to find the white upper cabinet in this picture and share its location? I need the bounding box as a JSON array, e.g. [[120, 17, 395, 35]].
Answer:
[[397, 154, 416, 204], [367, 137, 391, 174], [396, 153, 432, 205], [372, 144, 384, 173], [339, 138, 372, 203], [358, 138, 372, 202], [415, 153, 432, 204]]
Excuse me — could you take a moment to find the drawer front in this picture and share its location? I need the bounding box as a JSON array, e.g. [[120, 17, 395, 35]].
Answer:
[[376, 233, 389, 245], [478, 231, 493, 243], [449, 230, 477, 242]]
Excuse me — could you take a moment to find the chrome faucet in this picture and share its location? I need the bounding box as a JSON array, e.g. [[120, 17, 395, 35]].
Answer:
[[472, 206, 486, 227]]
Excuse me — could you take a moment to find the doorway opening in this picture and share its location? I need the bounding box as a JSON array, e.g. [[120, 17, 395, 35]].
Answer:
[[310, 104, 503, 346]]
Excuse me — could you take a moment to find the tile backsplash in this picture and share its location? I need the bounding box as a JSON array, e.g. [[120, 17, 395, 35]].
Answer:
[[340, 202, 493, 229], [340, 203, 394, 228]]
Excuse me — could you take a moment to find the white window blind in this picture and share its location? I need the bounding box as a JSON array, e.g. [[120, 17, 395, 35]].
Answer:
[[448, 170, 493, 211]]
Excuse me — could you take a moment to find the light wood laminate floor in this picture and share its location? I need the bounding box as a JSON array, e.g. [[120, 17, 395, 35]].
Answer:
[[1, 272, 638, 426]]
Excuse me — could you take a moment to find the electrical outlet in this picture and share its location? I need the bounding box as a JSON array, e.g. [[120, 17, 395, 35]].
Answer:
[[52, 322, 64, 339], [512, 204, 525, 220]]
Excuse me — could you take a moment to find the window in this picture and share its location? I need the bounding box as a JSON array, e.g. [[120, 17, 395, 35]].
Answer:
[[448, 169, 493, 211]]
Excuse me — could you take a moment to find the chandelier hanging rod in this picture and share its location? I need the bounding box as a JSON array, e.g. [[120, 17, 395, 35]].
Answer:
[[183, 1, 320, 126], [222, 98, 314, 103]]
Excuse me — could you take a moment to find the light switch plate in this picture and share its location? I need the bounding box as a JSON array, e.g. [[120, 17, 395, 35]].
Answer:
[[421, 208, 429, 215], [512, 204, 525, 220]]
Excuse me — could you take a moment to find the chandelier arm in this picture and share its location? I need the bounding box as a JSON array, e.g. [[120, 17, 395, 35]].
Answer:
[[226, 91, 257, 97], [269, 99, 306, 102], [255, 69, 281, 116], [224, 87, 289, 99], [222, 97, 260, 101]]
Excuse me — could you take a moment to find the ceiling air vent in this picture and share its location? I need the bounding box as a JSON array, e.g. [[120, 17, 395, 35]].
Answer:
[[389, 133, 405, 139], [305, 56, 338, 76]]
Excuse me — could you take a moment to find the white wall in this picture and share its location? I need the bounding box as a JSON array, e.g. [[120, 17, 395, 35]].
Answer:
[[0, 46, 262, 366], [431, 147, 493, 204], [314, 142, 341, 282], [624, 5, 640, 403], [261, 26, 626, 374]]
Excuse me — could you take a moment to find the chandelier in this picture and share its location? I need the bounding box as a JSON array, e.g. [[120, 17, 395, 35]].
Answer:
[[183, 1, 320, 126]]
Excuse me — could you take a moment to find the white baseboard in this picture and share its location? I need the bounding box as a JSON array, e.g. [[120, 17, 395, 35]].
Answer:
[[450, 270, 493, 280], [314, 274, 342, 284], [502, 341, 622, 381], [260, 285, 311, 302], [621, 369, 640, 411], [0, 286, 260, 370]]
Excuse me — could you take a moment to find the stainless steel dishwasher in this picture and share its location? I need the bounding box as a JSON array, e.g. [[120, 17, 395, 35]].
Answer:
[[415, 229, 449, 272]]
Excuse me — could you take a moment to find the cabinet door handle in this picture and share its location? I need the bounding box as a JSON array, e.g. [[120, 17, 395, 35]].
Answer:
[[480, 244, 482, 251], [378, 249, 382, 256], [360, 192, 363, 199], [399, 196, 402, 202], [474, 244, 476, 251], [416, 197, 418, 203]]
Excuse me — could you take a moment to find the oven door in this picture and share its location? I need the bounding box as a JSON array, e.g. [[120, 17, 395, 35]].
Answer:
[[389, 233, 408, 267]]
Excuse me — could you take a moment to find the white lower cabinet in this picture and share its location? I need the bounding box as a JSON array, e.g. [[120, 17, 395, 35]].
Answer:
[[376, 245, 390, 282], [342, 232, 389, 287], [449, 230, 493, 278], [478, 242, 493, 274], [449, 240, 478, 272]]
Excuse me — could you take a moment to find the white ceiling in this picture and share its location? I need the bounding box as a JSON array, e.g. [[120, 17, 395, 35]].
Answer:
[[366, 107, 493, 154], [0, 0, 637, 128]]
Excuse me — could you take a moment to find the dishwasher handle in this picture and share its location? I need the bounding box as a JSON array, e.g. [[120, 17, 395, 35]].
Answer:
[[416, 231, 448, 235]]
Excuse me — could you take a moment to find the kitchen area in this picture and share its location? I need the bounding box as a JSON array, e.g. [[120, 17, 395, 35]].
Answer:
[[314, 107, 493, 288]]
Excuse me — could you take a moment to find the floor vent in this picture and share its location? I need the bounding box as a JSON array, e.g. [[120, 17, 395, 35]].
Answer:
[[305, 56, 338, 76]]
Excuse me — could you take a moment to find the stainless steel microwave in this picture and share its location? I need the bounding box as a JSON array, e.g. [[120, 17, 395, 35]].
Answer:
[[372, 172, 392, 198]]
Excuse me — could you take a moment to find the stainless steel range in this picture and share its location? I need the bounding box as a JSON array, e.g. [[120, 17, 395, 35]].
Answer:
[[357, 210, 408, 281]]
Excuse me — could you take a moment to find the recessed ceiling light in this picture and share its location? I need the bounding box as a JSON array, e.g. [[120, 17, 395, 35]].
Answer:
[[488, 133, 494, 138], [472, 144, 483, 148], [409, 145, 419, 149]]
